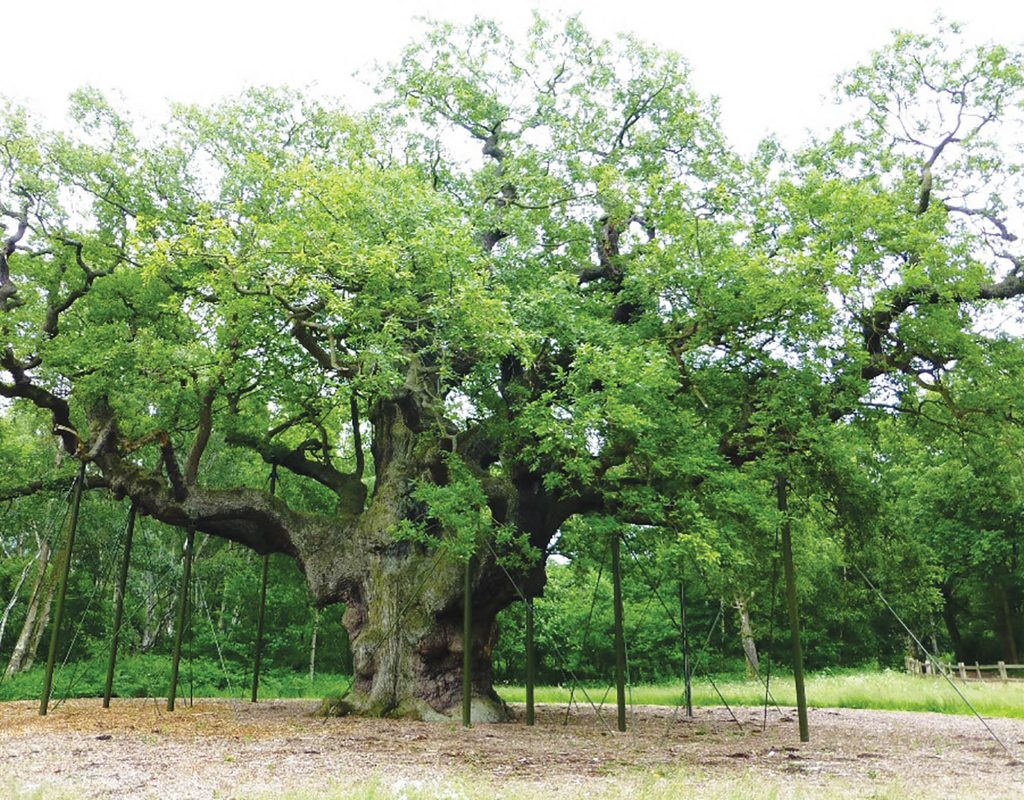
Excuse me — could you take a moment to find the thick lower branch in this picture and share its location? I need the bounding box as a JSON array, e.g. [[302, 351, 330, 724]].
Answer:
[[0, 474, 109, 503], [225, 427, 367, 516], [0, 354, 79, 455]]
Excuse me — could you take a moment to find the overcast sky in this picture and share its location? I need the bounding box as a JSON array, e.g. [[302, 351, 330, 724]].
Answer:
[[4, 1, 1022, 153]]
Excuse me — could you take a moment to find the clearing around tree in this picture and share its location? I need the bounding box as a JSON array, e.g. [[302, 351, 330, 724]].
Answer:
[[0, 700, 1021, 799]]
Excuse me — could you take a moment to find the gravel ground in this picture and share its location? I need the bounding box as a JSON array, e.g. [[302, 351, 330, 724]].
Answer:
[[1, 699, 1022, 798]]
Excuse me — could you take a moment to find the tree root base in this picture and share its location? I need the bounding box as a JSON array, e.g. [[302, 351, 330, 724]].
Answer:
[[316, 691, 510, 723]]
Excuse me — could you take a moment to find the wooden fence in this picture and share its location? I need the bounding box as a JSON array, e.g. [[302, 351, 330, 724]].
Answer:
[[905, 656, 1024, 681]]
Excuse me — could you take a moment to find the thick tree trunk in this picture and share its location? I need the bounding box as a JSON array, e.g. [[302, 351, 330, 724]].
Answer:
[[333, 546, 508, 721], [311, 396, 549, 722], [5, 539, 54, 678]]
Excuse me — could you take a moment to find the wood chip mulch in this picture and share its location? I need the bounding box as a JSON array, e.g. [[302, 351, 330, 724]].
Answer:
[[1, 699, 1022, 798]]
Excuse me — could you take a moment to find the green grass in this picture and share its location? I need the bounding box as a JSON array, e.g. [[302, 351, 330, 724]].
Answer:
[[497, 670, 1024, 720], [186, 771, 923, 800], [3, 658, 1021, 721], [251, 774, 917, 798]]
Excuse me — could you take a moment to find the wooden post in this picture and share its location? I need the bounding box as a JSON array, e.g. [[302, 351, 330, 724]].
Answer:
[[975, 661, 982, 680], [958, 662, 967, 681], [611, 533, 627, 733], [998, 661, 1008, 682], [680, 580, 693, 717], [525, 597, 536, 726], [103, 502, 137, 708], [167, 527, 195, 712], [777, 475, 809, 743], [251, 465, 276, 703], [40, 461, 86, 716], [462, 556, 472, 728]]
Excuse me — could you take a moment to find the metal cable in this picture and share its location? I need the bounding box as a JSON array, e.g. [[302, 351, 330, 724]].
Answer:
[[854, 563, 1017, 761], [480, 538, 615, 735]]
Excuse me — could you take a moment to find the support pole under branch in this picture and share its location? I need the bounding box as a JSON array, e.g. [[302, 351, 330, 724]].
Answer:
[[40, 461, 86, 717], [462, 556, 473, 728], [611, 532, 627, 733], [778, 475, 809, 743], [680, 580, 693, 718], [251, 464, 276, 703], [103, 502, 137, 709], [525, 597, 536, 727], [167, 527, 195, 712]]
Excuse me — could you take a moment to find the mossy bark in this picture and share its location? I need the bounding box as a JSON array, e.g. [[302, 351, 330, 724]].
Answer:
[[335, 548, 509, 721], [310, 395, 522, 721]]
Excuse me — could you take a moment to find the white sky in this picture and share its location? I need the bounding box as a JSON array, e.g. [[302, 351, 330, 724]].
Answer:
[[3, 0, 1023, 153]]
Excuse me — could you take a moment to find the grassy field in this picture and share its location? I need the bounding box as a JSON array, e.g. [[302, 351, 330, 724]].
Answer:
[[496, 670, 1024, 720], [2, 656, 1021, 720]]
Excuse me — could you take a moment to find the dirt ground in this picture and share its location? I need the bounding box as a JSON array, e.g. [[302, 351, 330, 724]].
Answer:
[[0, 699, 1022, 799]]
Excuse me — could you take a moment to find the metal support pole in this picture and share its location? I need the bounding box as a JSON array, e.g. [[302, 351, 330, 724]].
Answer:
[[251, 465, 276, 703], [526, 597, 536, 726], [40, 461, 86, 716], [103, 502, 137, 708], [167, 527, 195, 712], [778, 475, 809, 743], [611, 533, 627, 732], [680, 580, 693, 717], [251, 554, 270, 703], [462, 556, 473, 728]]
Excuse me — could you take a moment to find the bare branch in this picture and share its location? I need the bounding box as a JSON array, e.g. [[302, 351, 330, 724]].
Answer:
[[41, 238, 114, 338], [184, 387, 216, 485], [943, 203, 1018, 242], [350, 394, 365, 480], [161, 436, 187, 501], [0, 203, 29, 310], [0, 350, 79, 455], [290, 320, 356, 378], [225, 426, 367, 516]]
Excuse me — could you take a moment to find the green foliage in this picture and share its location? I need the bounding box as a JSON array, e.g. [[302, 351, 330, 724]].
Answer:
[[0, 653, 348, 702]]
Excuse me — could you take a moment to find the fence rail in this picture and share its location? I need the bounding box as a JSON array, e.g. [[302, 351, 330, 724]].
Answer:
[[905, 657, 1024, 681]]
